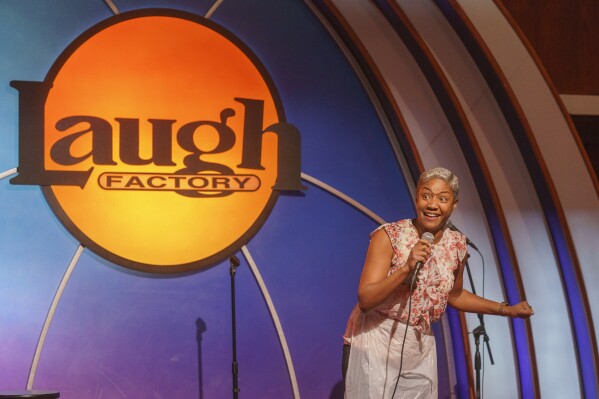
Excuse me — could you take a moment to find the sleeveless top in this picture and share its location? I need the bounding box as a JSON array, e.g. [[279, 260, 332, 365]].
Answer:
[[344, 219, 467, 341]]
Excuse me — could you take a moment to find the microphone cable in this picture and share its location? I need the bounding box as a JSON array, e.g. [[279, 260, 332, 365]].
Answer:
[[390, 265, 419, 399], [391, 231, 433, 398]]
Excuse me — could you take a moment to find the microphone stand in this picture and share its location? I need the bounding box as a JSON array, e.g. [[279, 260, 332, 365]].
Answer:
[[464, 252, 494, 399], [229, 255, 241, 399]]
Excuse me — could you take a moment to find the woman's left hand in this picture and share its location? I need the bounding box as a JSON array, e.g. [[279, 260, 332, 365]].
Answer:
[[509, 301, 534, 318]]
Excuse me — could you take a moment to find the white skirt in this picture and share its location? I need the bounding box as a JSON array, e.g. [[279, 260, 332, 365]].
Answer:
[[345, 309, 437, 399]]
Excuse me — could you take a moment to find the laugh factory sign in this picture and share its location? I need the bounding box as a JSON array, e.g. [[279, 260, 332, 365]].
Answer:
[[10, 9, 303, 273]]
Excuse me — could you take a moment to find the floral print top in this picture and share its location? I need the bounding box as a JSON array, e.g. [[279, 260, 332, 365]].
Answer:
[[344, 219, 467, 340]]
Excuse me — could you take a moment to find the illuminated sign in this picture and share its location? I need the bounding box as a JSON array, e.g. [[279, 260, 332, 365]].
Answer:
[[10, 9, 304, 273]]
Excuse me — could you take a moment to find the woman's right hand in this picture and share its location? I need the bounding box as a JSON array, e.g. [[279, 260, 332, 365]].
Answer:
[[405, 238, 432, 271]]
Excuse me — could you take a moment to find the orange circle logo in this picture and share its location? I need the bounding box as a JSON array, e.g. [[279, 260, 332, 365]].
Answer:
[[10, 10, 304, 273]]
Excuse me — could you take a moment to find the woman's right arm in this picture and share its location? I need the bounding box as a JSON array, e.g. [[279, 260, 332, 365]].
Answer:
[[357, 229, 430, 312]]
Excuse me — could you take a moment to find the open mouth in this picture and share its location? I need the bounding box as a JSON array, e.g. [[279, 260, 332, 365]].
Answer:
[[423, 212, 441, 220]]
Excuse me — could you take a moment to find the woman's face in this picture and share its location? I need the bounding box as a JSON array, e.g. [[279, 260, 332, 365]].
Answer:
[[414, 178, 457, 236]]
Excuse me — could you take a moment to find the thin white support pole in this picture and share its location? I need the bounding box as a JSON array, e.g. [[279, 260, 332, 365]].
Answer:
[[27, 245, 85, 389]]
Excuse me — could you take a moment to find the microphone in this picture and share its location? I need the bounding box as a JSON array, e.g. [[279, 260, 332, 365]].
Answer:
[[411, 232, 434, 287], [229, 255, 240, 267], [446, 221, 478, 251], [229, 255, 241, 276]]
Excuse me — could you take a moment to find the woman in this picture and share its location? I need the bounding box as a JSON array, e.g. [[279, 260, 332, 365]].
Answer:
[[343, 167, 533, 398]]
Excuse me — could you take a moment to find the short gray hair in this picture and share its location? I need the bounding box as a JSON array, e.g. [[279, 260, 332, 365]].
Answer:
[[417, 167, 459, 200]]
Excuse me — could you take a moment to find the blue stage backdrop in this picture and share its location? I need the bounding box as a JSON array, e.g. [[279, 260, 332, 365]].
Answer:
[[0, 1, 414, 398]]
